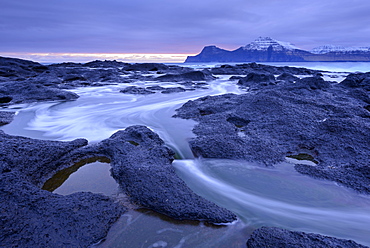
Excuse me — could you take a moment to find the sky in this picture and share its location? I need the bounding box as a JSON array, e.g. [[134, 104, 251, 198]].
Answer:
[[1, 0, 370, 62]]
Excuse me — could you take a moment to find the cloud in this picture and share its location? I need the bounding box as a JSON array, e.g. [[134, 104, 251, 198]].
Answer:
[[1, 0, 369, 54]]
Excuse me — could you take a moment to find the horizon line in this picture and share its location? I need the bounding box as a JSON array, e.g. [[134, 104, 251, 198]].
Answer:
[[0, 52, 197, 64]]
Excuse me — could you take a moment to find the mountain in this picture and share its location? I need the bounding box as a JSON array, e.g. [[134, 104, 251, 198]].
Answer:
[[311, 45, 370, 54], [185, 37, 370, 63]]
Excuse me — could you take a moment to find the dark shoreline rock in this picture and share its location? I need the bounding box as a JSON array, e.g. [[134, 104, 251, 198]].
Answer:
[[246, 227, 368, 248], [210, 62, 323, 75], [120, 86, 155, 95], [0, 124, 237, 246], [175, 75, 370, 194], [0, 131, 125, 247], [157, 70, 216, 82], [0, 111, 14, 126], [96, 126, 237, 223], [0, 80, 79, 106]]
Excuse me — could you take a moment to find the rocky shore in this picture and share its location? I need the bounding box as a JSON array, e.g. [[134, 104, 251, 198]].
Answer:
[[1, 56, 369, 247], [175, 71, 370, 194]]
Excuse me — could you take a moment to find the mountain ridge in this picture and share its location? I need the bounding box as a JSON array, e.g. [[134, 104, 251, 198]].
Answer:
[[185, 37, 370, 63]]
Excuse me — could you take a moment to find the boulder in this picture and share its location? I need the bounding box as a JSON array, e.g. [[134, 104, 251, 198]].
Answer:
[[0, 111, 15, 126], [161, 87, 186, 94], [340, 72, 370, 91], [120, 86, 155, 95], [277, 72, 299, 83], [210, 62, 321, 75], [157, 70, 216, 82], [293, 76, 332, 90], [246, 227, 367, 248], [0, 132, 125, 247], [0, 81, 79, 106], [0, 56, 49, 81], [97, 126, 237, 223], [237, 72, 276, 88]]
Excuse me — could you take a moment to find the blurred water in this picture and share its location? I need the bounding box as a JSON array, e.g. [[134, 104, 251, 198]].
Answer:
[[1, 65, 370, 246]]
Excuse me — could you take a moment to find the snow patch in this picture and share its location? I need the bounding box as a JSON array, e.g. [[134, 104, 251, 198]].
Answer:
[[243, 37, 300, 51], [311, 45, 370, 54]]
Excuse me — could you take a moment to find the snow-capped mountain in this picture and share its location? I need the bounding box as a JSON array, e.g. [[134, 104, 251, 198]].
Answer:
[[311, 45, 370, 54], [243, 37, 300, 51], [185, 37, 370, 63]]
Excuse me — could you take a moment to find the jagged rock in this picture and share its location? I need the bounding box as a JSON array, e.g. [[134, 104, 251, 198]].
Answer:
[[0, 56, 49, 81], [0, 111, 15, 126], [277, 72, 299, 82], [146, 85, 166, 91], [175, 78, 370, 194], [293, 76, 332, 90], [161, 87, 187, 94], [340, 72, 370, 91], [84, 60, 129, 68], [210, 62, 320, 75], [120, 86, 155, 95], [0, 81, 79, 106], [157, 70, 216, 82], [0, 131, 88, 185], [0, 132, 125, 247], [0, 171, 125, 248], [97, 126, 237, 223], [123, 63, 170, 72], [237, 72, 276, 88], [246, 227, 368, 248]]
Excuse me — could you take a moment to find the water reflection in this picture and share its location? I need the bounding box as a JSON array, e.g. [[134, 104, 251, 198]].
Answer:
[[174, 159, 370, 246], [42, 157, 118, 196], [96, 209, 251, 248]]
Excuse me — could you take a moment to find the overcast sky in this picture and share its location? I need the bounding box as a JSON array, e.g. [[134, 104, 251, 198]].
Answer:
[[1, 0, 370, 54]]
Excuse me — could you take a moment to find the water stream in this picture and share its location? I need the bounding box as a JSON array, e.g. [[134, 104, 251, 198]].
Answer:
[[2, 69, 370, 247]]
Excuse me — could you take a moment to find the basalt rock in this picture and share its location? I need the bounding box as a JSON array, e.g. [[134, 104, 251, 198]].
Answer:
[[292, 76, 332, 90], [120, 86, 155, 95], [277, 72, 299, 83], [175, 76, 370, 194], [0, 131, 125, 247], [210, 62, 322, 75], [97, 125, 237, 223], [246, 227, 368, 248], [0, 81, 79, 106], [157, 70, 216, 82], [161, 87, 187, 94], [237, 72, 276, 88], [0, 56, 49, 82], [340, 72, 370, 91], [0, 111, 14, 125]]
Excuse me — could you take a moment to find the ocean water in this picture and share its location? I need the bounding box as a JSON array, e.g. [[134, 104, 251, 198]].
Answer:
[[180, 61, 370, 73], [1, 62, 370, 247]]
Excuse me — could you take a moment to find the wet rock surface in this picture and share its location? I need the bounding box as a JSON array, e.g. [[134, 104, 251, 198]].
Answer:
[[161, 86, 187, 94], [0, 80, 79, 106], [246, 227, 368, 248], [0, 131, 125, 247], [0, 125, 237, 246], [210, 62, 323, 75], [120, 86, 155, 95], [237, 72, 276, 88], [0, 111, 14, 125], [175, 74, 370, 194], [157, 70, 216, 82], [95, 125, 237, 223]]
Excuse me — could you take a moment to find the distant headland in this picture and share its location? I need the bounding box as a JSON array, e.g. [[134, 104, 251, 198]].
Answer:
[[185, 37, 370, 63]]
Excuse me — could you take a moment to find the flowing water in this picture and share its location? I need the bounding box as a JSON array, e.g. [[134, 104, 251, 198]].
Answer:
[[2, 64, 370, 247]]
